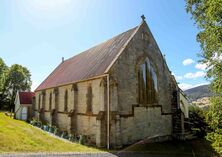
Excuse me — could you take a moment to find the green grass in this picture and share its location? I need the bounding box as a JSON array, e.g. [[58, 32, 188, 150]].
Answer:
[[0, 113, 102, 153]]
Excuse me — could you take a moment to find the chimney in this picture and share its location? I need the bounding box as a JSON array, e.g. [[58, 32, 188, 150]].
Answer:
[[62, 57, 64, 63]]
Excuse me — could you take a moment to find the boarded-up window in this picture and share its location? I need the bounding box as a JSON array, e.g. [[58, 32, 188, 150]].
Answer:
[[32, 96, 36, 109], [54, 88, 59, 110], [64, 90, 68, 112], [42, 91, 45, 109], [49, 92, 52, 110], [138, 58, 158, 104], [38, 94, 41, 109], [86, 84, 92, 113]]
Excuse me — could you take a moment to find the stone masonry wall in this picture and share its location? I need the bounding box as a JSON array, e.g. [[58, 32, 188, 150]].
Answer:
[[115, 107, 172, 146], [108, 22, 175, 147], [34, 78, 106, 146]]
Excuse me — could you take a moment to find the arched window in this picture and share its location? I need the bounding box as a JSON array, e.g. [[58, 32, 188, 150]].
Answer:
[[138, 58, 158, 104], [49, 92, 52, 110], [64, 89, 68, 112], [86, 84, 92, 113]]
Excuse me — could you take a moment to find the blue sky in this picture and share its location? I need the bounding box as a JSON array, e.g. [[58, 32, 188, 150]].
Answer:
[[0, 0, 209, 91]]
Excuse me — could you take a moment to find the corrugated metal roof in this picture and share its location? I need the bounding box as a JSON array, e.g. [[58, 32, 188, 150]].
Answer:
[[36, 26, 138, 91], [19, 92, 35, 104]]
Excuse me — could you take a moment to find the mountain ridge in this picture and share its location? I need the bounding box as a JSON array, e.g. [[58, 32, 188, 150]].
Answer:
[[184, 84, 212, 101]]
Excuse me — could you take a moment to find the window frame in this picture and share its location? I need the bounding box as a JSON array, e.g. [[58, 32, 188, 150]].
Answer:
[[138, 57, 158, 105]]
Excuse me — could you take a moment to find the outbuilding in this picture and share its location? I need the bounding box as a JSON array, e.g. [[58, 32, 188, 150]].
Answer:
[[14, 91, 35, 121]]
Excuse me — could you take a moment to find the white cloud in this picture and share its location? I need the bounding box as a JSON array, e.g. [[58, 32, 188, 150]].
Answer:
[[172, 73, 183, 80], [184, 71, 206, 79], [179, 82, 209, 91], [195, 63, 207, 70], [176, 76, 183, 80], [178, 83, 193, 90], [182, 58, 195, 66]]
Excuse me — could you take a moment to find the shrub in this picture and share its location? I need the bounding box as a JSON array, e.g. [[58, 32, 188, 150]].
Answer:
[[205, 97, 222, 155], [188, 105, 208, 137], [79, 135, 87, 145], [49, 125, 56, 133], [61, 131, 69, 139], [30, 119, 38, 126], [68, 134, 78, 142]]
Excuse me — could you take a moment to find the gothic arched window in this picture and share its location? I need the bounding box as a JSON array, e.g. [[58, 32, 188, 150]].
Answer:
[[64, 89, 68, 112], [138, 58, 158, 104]]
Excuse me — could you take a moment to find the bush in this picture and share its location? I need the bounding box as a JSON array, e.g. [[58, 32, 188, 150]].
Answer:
[[61, 131, 69, 139], [49, 125, 56, 133], [68, 134, 77, 142], [205, 97, 222, 155], [205, 97, 222, 130], [79, 135, 87, 145], [30, 119, 38, 126], [188, 105, 208, 137]]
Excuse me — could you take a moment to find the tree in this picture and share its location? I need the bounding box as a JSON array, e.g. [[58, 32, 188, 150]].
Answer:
[[205, 97, 222, 155], [0, 58, 8, 90], [185, 0, 222, 119], [4, 64, 32, 111], [0, 58, 9, 110], [186, 0, 222, 154], [186, 0, 222, 93]]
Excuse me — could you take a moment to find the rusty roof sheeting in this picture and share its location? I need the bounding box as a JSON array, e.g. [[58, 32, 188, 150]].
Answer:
[[35, 26, 138, 91], [19, 92, 35, 104]]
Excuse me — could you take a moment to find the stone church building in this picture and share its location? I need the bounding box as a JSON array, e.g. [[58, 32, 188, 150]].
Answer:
[[34, 17, 184, 148]]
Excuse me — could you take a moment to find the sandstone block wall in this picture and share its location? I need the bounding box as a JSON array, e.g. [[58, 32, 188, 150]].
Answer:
[[117, 106, 172, 146], [109, 22, 173, 114], [34, 78, 106, 146], [108, 22, 175, 147]]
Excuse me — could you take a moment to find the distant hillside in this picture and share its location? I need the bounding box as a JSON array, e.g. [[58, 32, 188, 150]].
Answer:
[[184, 84, 212, 101]]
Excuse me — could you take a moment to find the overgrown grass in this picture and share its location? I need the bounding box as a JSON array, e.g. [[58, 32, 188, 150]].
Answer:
[[0, 112, 102, 153]]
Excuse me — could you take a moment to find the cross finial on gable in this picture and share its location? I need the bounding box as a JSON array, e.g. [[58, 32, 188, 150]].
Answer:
[[141, 14, 146, 22]]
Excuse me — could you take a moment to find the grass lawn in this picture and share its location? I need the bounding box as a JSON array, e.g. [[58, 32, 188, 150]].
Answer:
[[0, 113, 102, 153]]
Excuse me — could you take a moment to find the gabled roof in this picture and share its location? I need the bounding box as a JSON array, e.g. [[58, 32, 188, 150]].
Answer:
[[19, 92, 35, 104], [35, 25, 140, 91]]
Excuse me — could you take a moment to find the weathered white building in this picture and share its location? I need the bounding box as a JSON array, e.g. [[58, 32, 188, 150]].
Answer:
[[34, 17, 185, 148], [14, 91, 35, 121]]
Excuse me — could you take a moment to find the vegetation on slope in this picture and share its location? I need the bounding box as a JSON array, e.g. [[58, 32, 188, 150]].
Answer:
[[0, 113, 101, 153]]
